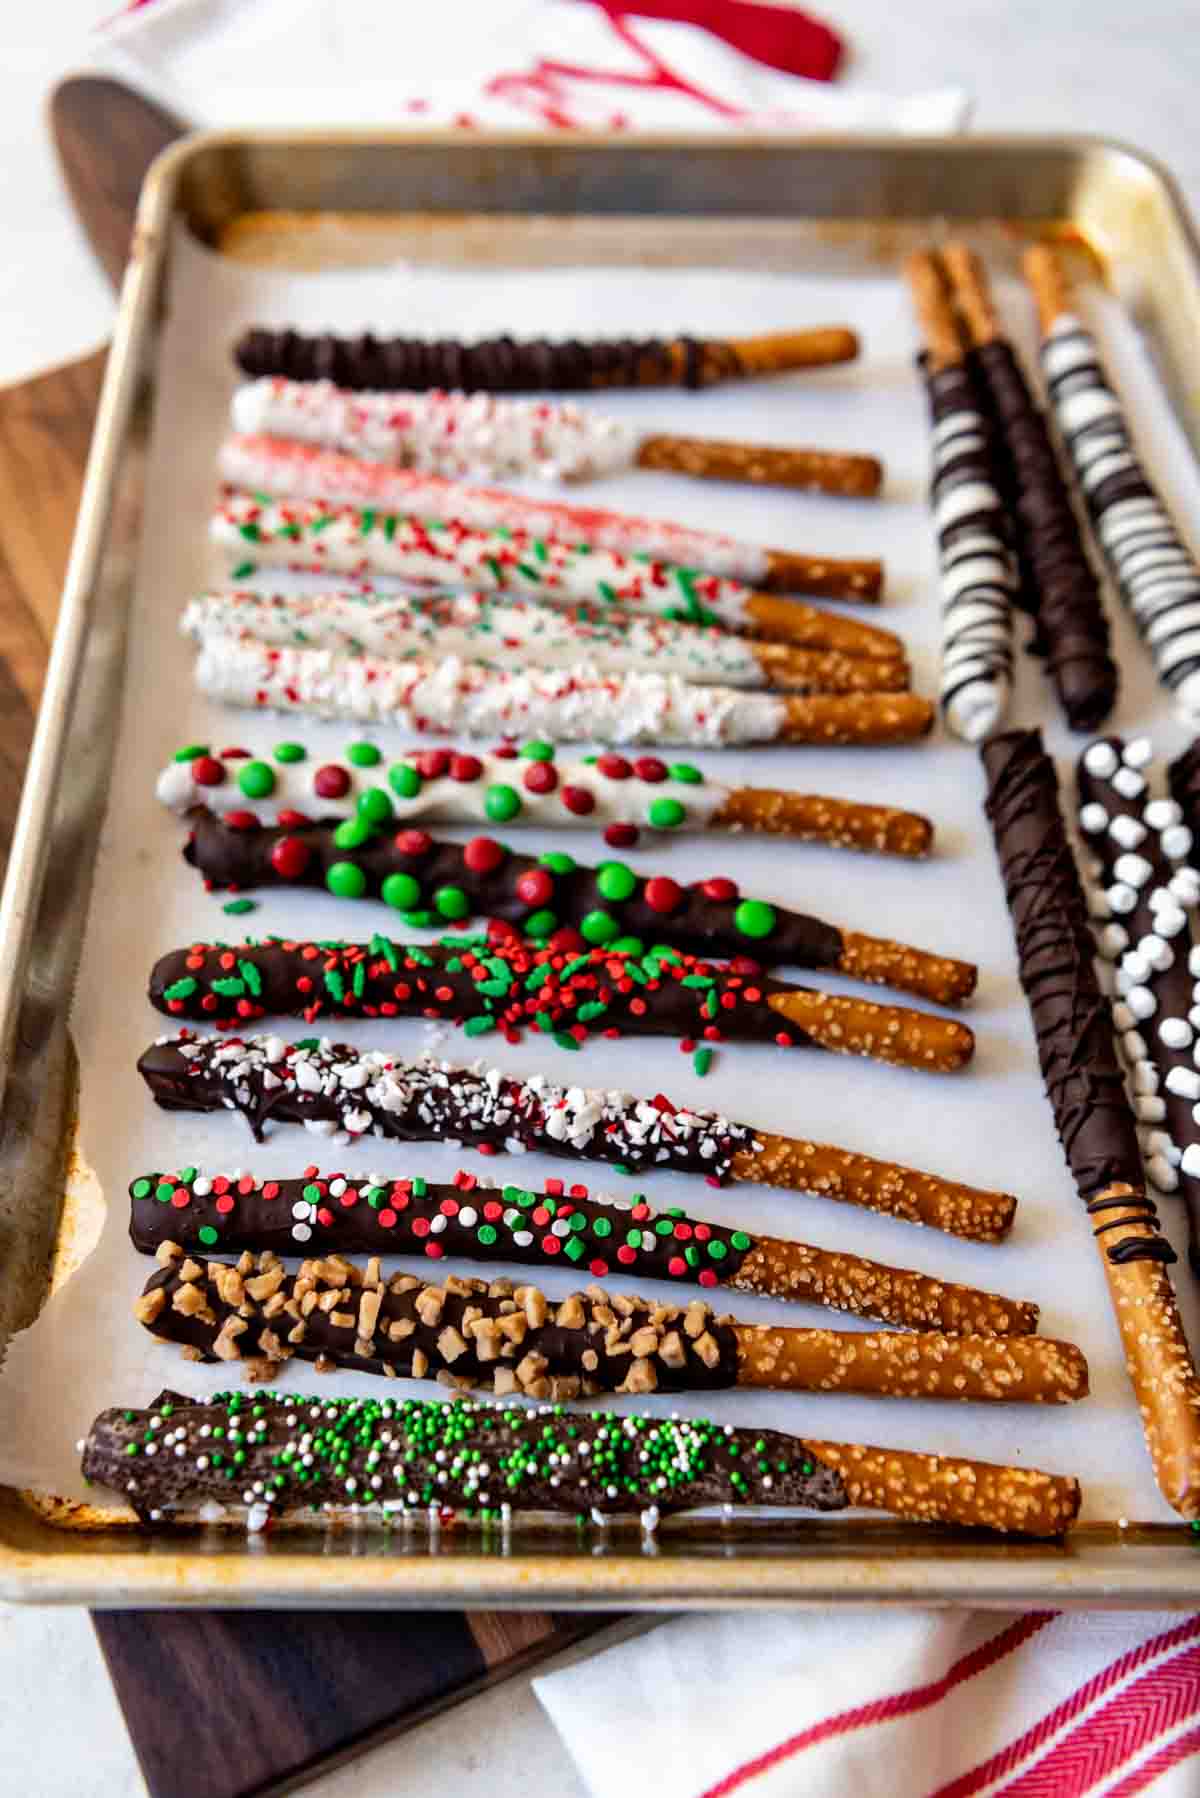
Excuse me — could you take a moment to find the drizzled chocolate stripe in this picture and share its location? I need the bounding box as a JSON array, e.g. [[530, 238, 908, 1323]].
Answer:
[[970, 340, 1117, 731], [179, 810, 976, 1007], [1043, 315, 1200, 712], [128, 1166, 1037, 1335], [920, 355, 1016, 742], [147, 938, 976, 1072], [1077, 735, 1200, 1272]]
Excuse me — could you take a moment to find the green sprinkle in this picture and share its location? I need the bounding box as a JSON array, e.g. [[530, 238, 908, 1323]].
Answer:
[[359, 508, 376, 536], [163, 977, 197, 1001], [347, 741, 382, 767], [237, 760, 275, 799], [553, 1031, 580, 1052], [211, 977, 246, 998], [692, 1047, 713, 1077], [232, 560, 256, 579], [237, 959, 263, 996], [274, 741, 306, 763], [325, 969, 346, 1002], [610, 935, 644, 955], [464, 1016, 496, 1037], [576, 1001, 608, 1022], [369, 932, 398, 970], [238, 521, 261, 542], [381, 872, 421, 910], [222, 898, 257, 916], [389, 763, 422, 799], [326, 862, 367, 899]]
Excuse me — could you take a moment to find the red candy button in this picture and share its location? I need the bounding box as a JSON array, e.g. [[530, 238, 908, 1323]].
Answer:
[[277, 808, 310, 829], [192, 755, 226, 786], [633, 756, 667, 782], [561, 785, 595, 815], [596, 754, 631, 779], [604, 821, 638, 848], [523, 761, 558, 795], [644, 876, 682, 914], [394, 828, 433, 856], [450, 753, 482, 782], [313, 764, 351, 800], [700, 877, 738, 902], [463, 836, 504, 874], [271, 835, 311, 879], [222, 810, 257, 831], [415, 749, 450, 778], [492, 742, 518, 760], [515, 868, 554, 907]]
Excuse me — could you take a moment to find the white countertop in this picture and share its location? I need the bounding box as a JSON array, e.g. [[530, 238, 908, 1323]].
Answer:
[[5, 3, 1200, 1794]]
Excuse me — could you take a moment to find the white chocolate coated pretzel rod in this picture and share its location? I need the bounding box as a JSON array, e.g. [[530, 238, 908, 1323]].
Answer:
[[1026, 246, 1200, 720], [231, 378, 884, 496], [220, 435, 884, 600], [194, 636, 935, 748], [156, 740, 936, 859], [213, 487, 899, 656], [182, 590, 907, 697]]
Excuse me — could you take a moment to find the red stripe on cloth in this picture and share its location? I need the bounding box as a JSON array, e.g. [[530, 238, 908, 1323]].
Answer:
[[933, 1614, 1200, 1798], [1104, 1719, 1200, 1797], [580, 0, 844, 83], [697, 1613, 1055, 1798], [992, 1639, 1200, 1796]]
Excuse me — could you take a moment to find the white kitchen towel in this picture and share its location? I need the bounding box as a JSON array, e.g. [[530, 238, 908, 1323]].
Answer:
[[535, 1607, 1200, 1797], [94, 0, 967, 134]]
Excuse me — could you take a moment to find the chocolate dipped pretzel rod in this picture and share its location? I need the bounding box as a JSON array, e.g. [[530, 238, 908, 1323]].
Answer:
[[221, 435, 884, 601], [1026, 245, 1200, 717], [1077, 736, 1200, 1271], [214, 489, 899, 658], [906, 252, 1017, 743], [129, 1167, 1035, 1336], [138, 1035, 1016, 1242], [82, 1391, 1081, 1536], [183, 589, 908, 698], [157, 740, 935, 858], [1169, 741, 1200, 871], [942, 244, 1118, 732], [982, 727, 1200, 1516], [234, 324, 860, 392], [148, 937, 975, 1071], [134, 1248, 1087, 1403], [231, 379, 884, 497], [194, 637, 934, 748], [174, 812, 974, 1006]]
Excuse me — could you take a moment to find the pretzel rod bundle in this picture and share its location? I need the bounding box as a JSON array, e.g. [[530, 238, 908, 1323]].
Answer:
[[942, 245, 1118, 732], [129, 1166, 1034, 1335], [194, 636, 935, 749], [1076, 736, 1200, 1270], [138, 1034, 1017, 1242], [157, 739, 935, 858], [1025, 246, 1200, 717], [234, 324, 861, 392], [81, 1391, 1081, 1536], [175, 811, 974, 1006], [148, 937, 975, 1072], [982, 727, 1200, 1516], [232, 378, 884, 497], [134, 1248, 1087, 1404], [906, 252, 1017, 742], [214, 489, 899, 657], [221, 435, 884, 600], [183, 589, 908, 698]]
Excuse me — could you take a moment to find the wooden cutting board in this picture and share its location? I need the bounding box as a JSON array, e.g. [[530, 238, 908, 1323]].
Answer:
[[0, 76, 619, 1798]]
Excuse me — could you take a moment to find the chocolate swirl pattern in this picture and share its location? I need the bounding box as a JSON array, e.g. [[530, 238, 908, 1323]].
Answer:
[[1043, 314, 1200, 716], [920, 356, 1017, 741]]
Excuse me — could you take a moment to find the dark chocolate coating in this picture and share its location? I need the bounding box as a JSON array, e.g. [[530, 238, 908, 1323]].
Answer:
[[183, 808, 844, 973], [1169, 741, 1200, 834], [129, 1168, 757, 1288], [136, 1032, 759, 1173], [137, 1257, 742, 1394], [982, 729, 1169, 1260], [969, 341, 1117, 731], [234, 327, 739, 392], [82, 1389, 847, 1524], [147, 937, 798, 1045]]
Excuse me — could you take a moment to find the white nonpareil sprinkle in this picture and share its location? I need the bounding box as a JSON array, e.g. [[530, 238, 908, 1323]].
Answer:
[[1112, 767, 1147, 800], [1108, 813, 1146, 850], [1106, 883, 1137, 915], [1084, 741, 1120, 776], [1168, 1067, 1200, 1099], [1126, 986, 1157, 1021], [1123, 736, 1154, 768], [1145, 798, 1183, 830], [1114, 852, 1154, 888], [1163, 825, 1194, 859], [1183, 1143, 1200, 1177], [1079, 801, 1110, 834]]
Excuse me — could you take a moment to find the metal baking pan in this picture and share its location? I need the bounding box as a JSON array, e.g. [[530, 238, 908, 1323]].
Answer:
[[6, 129, 1200, 1607]]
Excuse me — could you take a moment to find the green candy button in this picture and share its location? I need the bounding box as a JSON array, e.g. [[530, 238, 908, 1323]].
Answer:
[[131, 1178, 152, 1199], [238, 760, 276, 799], [389, 763, 422, 799], [154, 1182, 174, 1204], [731, 1231, 752, 1251], [706, 1239, 728, 1261], [434, 885, 470, 920], [198, 1226, 219, 1247], [357, 786, 394, 825], [484, 783, 521, 822], [525, 908, 557, 938], [477, 1224, 498, 1246], [592, 1217, 613, 1239], [669, 763, 703, 784], [581, 909, 618, 945], [734, 899, 777, 939], [539, 851, 575, 874], [610, 935, 644, 955], [274, 741, 306, 763], [347, 741, 382, 767], [596, 861, 636, 902], [519, 740, 554, 761], [326, 861, 367, 899], [334, 816, 374, 850], [648, 797, 685, 829], [173, 744, 207, 762], [381, 872, 421, 910]]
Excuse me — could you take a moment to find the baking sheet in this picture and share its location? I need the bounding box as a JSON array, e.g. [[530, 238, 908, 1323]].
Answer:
[[4, 220, 1200, 1528]]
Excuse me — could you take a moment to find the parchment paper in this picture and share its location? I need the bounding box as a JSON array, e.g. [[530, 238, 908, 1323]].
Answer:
[[4, 223, 1199, 1525]]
